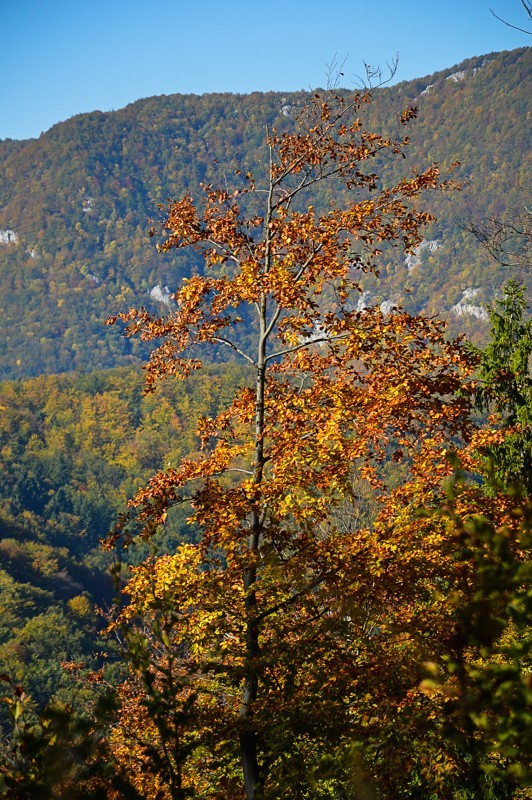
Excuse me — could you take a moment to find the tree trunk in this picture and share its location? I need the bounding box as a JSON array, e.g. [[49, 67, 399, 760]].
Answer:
[[239, 305, 267, 799]]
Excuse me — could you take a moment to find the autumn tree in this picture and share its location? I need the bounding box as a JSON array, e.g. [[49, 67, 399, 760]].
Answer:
[[107, 89, 474, 799]]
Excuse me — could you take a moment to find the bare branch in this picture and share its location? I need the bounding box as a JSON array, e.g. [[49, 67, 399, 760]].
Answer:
[[462, 209, 531, 273], [490, 2, 531, 34], [325, 53, 349, 91], [255, 570, 334, 624], [211, 336, 256, 365], [353, 53, 399, 90], [266, 332, 349, 363]]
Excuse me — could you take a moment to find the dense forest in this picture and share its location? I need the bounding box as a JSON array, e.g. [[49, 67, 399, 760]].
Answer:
[[0, 46, 530, 800], [0, 48, 530, 380], [0, 364, 244, 714]]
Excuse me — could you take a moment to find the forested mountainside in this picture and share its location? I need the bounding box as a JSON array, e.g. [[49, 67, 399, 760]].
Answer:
[[0, 363, 245, 725], [0, 47, 529, 380]]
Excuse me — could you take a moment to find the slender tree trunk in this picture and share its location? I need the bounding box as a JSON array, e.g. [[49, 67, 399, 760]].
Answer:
[[239, 535, 261, 799], [239, 299, 267, 799], [239, 157, 276, 799]]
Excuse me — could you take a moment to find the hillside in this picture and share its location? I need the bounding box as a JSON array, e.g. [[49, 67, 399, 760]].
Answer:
[[0, 363, 245, 722], [0, 47, 529, 380]]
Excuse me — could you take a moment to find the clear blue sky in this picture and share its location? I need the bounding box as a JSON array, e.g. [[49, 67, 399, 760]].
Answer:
[[0, 0, 529, 141]]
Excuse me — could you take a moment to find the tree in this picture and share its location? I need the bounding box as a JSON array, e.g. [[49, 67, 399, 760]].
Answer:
[[465, 208, 531, 276], [107, 89, 473, 798], [472, 279, 532, 491]]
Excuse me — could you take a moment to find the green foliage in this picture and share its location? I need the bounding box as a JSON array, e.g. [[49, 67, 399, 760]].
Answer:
[[430, 467, 532, 797], [0, 363, 247, 730], [0, 674, 143, 799], [473, 280, 532, 490]]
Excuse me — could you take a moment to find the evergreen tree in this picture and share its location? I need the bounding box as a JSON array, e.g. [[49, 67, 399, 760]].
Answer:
[[473, 279, 532, 491]]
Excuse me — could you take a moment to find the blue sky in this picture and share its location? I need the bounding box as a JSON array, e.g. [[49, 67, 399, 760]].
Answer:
[[0, 0, 529, 140]]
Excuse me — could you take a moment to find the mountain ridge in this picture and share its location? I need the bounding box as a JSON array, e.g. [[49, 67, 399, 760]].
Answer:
[[0, 46, 529, 380]]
